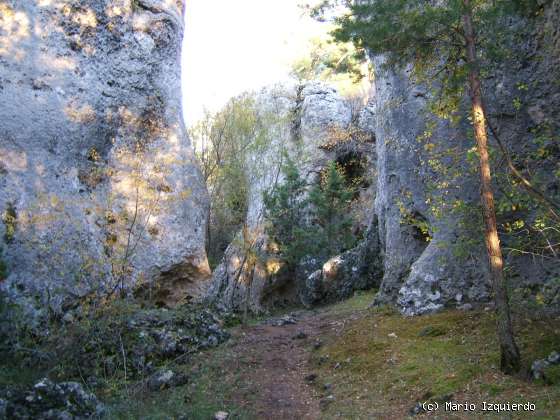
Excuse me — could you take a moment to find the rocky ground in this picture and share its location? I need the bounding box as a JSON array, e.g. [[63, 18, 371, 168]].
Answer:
[[104, 291, 560, 419], [1, 291, 559, 419]]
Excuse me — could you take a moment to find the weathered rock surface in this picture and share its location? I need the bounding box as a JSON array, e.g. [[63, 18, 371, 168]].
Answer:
[[208, 82, 381, 313], [301, 221, 382, 307], [371, 56, 491, 315], [0, 378, 104, 419], [0, 0, 210, 315], [479, 2, 560, 305], [370, 2, 560, 315]]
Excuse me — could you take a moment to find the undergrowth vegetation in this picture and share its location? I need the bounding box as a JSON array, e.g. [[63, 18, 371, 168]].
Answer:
[[0, 296, 231, 409], [2, 289, 559, 418], [101, 290, 560, 419]]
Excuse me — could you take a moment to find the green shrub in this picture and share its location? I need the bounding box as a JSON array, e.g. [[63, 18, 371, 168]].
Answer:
[[2, 203, 16, 244], [263, 158, 357, 270], [263, 155, 309, 269]]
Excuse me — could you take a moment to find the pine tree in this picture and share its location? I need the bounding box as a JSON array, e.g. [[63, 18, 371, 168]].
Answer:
[[263, 156, 309, 270], [309, 161, 356, 259], [264, 159, 357, 270], [309, 0, 542, 373]]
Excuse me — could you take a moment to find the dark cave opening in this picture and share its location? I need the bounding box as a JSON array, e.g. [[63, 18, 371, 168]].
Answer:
[[335, 151, 370, 198]]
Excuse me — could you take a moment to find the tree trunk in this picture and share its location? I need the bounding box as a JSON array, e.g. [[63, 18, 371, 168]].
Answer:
[[462, 0, 521, 374]]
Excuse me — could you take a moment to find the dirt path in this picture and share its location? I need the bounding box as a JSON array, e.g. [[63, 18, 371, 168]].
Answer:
[[222, 309, 353, 420]]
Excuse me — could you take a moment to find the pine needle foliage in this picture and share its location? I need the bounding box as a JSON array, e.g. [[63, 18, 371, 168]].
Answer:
[[311, 0, 541, 115], [263, 157, 357, 270], [263, 155, 309, 269], [309, 161, 356, 259]]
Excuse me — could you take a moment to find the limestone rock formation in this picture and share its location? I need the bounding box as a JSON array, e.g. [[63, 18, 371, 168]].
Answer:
[[370, 1, 560, 315], [371, 58, 491, 315], [208, 82, 380, 313], [0, 0, 210, 315]]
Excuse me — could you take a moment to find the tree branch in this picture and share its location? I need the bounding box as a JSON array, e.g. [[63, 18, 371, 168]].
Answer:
[[483, 103, 560, 221]]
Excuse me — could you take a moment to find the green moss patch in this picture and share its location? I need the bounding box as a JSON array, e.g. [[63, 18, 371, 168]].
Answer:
[[309, 303, 560, 419]]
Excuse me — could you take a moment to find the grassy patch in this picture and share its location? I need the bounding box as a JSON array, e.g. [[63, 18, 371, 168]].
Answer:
[[318, 289, 378, 316], [107, 343, 255, 419], [309, 305, 560, 419]]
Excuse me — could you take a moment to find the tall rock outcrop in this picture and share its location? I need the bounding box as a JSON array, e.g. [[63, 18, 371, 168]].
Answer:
[[371, 1, 560, 315], [208, 82, 381, 313], [0, 0, 210, 315], [372, 59, 490, 315]]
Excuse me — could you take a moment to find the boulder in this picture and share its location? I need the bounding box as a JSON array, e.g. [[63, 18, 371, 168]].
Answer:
[[0, 378, 104, 419], [0, 0, 210, 316], [147, 369, 188, 392], [301, 222, 383, 306]]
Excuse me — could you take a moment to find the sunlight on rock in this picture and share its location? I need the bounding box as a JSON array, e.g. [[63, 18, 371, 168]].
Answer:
[[168, 133, 179, 145], [106, 4, 128, 18], [266, 258, 282, 275], [43, 55, 76, 71], [323, 256, 342, 279], [64, 101, 96, 124], [231, 256, 241, 271], [61, 5, 97, 29], [0, 149, 28, 172], [0, 4, 30, 60], [132, 14, 152, 32]]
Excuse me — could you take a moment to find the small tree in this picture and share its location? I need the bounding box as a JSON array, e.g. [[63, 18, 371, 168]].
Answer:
[[291, 36, 370, 84], [309, 161, 356, 258], [189, 94, 260, 264], [263, 155, 309, 270], [264, 158, 357, 269]]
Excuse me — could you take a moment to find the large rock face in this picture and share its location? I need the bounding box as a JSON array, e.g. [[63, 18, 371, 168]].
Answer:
[[371, 59, 491, 315], [208, 82, 381, 313], [0, 0, 210, 314], [480, 2, 560, 303], [371, 1, 560, 315]]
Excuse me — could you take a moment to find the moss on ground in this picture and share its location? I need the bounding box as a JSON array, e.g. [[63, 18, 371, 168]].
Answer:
[[308, 292, 560, 419]]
